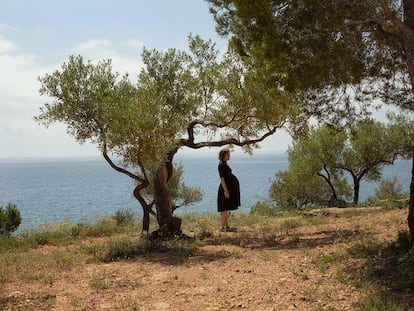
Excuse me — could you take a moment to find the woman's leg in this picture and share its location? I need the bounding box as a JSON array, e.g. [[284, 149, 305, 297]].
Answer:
[[220, 211, 228, 228]]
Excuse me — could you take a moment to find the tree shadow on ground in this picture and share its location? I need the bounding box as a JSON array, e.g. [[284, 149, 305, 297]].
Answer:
[[101, 234, 239, 266], [132, 227, 363, 266], [204, 228, 364, 251], [120, 226, 368, 267], [342, 233, 414, 309], [139, 244, 237, 266]]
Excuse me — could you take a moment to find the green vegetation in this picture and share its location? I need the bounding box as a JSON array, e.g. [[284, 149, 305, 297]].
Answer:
[[250, 200, 279, 217], [365, 177, 409, 209], [346, 230, 414, 311], [269, 119, 413, 208], [111, 208, 136, 226], [0, 203, 21, 235], [357, 296, 405, 311]]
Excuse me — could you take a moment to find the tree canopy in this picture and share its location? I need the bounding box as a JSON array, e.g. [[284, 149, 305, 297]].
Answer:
[[208, 0, 413, 118]]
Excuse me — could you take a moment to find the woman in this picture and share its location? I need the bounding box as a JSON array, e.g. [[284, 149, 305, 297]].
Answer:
[[217, 148, 240, 232]]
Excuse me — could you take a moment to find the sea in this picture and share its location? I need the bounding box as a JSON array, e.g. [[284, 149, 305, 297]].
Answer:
[[0, 152, 411, 231]]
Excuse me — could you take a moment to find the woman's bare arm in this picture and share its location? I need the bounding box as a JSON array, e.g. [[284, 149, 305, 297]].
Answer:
[[220, 177, 230, 198]]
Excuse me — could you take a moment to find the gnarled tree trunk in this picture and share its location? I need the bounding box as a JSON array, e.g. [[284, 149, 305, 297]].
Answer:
[[407, 147, 414, 248], [402, 0, 414, 248], [152, 152, 182, 238], [133, 184, 151, 233], [353, 177, 360, 205]]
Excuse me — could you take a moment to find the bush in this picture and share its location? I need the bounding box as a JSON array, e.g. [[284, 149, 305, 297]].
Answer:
[[374, 177, 405, 200], [112, 209, 135, 226], [250, 201, 279, 216], [366, 177, 407, 205], [0, 203, 22, 235]]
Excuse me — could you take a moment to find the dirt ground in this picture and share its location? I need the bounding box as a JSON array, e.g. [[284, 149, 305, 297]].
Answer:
[[1, 208, 411, 311]]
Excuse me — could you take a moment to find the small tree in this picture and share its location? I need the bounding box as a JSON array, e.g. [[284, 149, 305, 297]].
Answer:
[[0, 203, 22, 235], [270, 127, 352, 208], [270, 169, 351, 209], [339, 119, 406, 204], [270, 118, 410, 208], [374, 177, 406, 201]]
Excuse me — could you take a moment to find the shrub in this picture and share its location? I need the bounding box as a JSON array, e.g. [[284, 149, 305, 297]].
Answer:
[[250, 201, 279, 216], [112, 208, 135, 226], [374, 177, 405, 201], [0, 203, 22, 235], [365, 176, 407, 205], [196, 215, 216, 237]]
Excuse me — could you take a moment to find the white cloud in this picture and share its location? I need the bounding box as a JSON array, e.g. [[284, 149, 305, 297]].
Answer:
[[71, 39, 112, 56], [69, 38, 143, 79], [0, 35, 147, 158], [0, 53, 39, 102], [0, 23, 16, 31], [0, 35, 17, 53], [127, 39, 144, 50]]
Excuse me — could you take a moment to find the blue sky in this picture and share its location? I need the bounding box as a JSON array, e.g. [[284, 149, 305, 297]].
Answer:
[[0, 0, 291, 159]]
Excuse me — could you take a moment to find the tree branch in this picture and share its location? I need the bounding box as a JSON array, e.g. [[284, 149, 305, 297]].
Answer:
[[101, 141, 145, 183], [180, 122, 284, 149], [379, 0, 414, 51], [379, 0, 406, 30]]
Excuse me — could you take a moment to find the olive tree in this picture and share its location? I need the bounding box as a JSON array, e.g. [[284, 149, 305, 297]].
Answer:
[[36, 35, 300, 237], [270, 126, 351, 208], [270, 117, 412, 208], [270, 139, 352, 209]]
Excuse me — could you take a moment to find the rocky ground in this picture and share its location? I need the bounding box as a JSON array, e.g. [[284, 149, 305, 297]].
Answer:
[[1, 208, 412, 310]]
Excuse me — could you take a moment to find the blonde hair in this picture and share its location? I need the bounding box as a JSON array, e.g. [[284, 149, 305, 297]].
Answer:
[[218, 148, 230, 161]]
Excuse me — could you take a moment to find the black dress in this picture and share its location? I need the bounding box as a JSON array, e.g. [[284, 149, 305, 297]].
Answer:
[[217, 161, 240, 212]]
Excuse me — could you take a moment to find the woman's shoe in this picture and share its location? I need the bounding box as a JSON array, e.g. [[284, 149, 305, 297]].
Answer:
[[220, 226, 237, 232]]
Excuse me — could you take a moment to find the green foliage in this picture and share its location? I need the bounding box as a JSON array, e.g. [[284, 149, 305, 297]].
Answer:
[[387, 112, 414, 158], [393, 230, 412, 252], [357, 295, 404, 311], [168, 163, 203, 210], [318, 255, 335, 273], [140, 163, 203, 210], [0, 214, 139, 252], [111, 209, 135, 226], [97, 238, 150, 262], [348, 236, 382, 258], [270, 117, 412, 208], [375, 177, 406, 201], [269, 125, 352, 208], [208, 1, 413, 116], [36, 35, 299, 171], [270, 168, 345, 209], [365, 177, 408, 209], [0, 203, 22, 235], [250, 201, 279, 216], [96, 237, 198, 264], [279, 218, 303, 230], [195, 215, 217, 237]]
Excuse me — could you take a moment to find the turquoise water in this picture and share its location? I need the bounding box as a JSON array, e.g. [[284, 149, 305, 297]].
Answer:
[[0, 153, 411, 230]]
